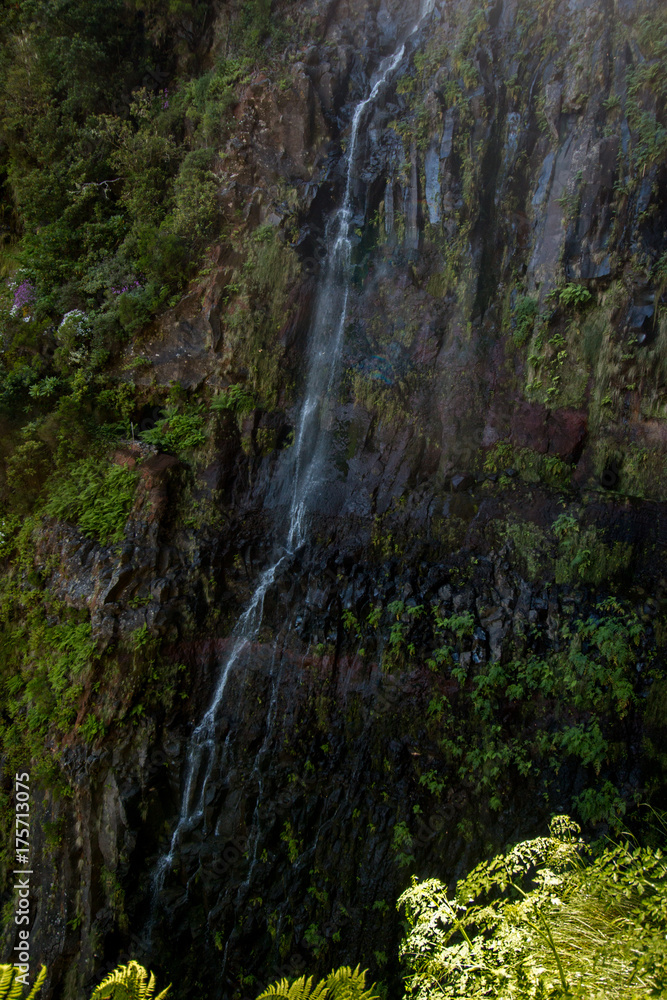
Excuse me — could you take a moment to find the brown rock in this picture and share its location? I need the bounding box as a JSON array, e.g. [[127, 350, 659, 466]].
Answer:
[[547, 408, 588, 462], [509, 404, 587, 463], [510, 401, 549, 453]]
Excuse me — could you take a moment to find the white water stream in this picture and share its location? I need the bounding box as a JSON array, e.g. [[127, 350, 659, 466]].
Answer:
[[148, 0, 437, 932]]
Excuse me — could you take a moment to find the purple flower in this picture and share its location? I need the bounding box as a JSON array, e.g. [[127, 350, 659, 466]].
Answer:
[[111, 280, 142, 296], [11, 280, 36, 315]]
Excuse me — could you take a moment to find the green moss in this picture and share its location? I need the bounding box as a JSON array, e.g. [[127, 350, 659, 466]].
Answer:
[[484, 442, 573, 489], [0, 570, 98, 781], [225, 227, 300, 408], [500, 520, 550, 580]]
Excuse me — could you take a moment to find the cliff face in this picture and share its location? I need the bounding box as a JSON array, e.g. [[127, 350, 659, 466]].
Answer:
[[2, 0, 667, 997]]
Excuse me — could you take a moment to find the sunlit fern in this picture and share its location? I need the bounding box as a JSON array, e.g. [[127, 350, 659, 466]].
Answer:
[[0, 965, 46, 1000], [256, 965, 378, 1000], [90, 962, 170, 1000]]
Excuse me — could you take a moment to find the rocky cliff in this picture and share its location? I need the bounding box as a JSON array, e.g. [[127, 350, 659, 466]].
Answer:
[[1, 0, 667, 998]]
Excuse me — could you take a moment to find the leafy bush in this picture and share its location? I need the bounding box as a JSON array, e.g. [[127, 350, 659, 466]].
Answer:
[[169, 148, 219, 249], [552, 512, 632, 585], [211, 383, 256, 416], [420, 584, 645, 820], [399, 815, 667, 1000], [45, 458, 138, 544], [552, 282, 593, 310], [5, 439, 52, 511], [139, 405, 206, 452]]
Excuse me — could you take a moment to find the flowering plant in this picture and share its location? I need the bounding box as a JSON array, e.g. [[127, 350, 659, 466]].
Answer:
[[9, 279, 36, 320]]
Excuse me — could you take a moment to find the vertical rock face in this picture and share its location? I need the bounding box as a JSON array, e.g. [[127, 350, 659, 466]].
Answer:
[[6, 0, 667, 997]]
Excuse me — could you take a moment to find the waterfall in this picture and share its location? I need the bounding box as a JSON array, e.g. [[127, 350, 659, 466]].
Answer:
[[148, 0, 438, 935]]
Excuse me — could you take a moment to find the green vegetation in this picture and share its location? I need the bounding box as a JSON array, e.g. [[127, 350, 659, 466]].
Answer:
[[549, 283, 593, 311], [399, 815, 667, 999], [223, 224, 300, 408], [20, 813, 667, 1000], [211, 384, 257, 417], [0, 965, 45, 1000], [44, 458, 138, 544], [484, 442, 573, 489], [0, 0, 299, 531], [91, 962, 170, 1000], [256, 967, 377, 1000], [0, 0, 305, 797], [497, 510, 632, 586], [0, 564, 101, 778], [512, 295, 538, 347], [423, 594, 645, 824], [140, 405, 206, 454]]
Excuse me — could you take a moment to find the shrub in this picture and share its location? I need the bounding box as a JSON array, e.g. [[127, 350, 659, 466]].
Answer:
[[399, 815, 667, 1000], [139, 405, 206, 453], [170, 148, 219, 249]]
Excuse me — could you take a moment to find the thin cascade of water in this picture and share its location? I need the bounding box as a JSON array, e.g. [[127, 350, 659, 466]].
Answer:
[[147, 0, 438, 934], [148, 558, 284, 918]]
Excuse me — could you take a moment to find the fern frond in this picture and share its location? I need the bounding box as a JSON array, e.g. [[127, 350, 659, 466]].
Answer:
[[0, 965, 46, 1000], [6, 966, 24, 1000], [256, 976, 292, 999], [25, 968, 46, 1000], [90, 963, 169, 1000], [324, 966, 379, 1000], [256, 975, 328, 1000], [0, 966, 16, 1000]]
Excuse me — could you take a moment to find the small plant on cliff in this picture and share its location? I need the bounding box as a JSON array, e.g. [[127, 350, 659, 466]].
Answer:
[[512, 295, 538, 347], [139, 405, 206, 453], [551, 282, 593, 310], [211, 383, 256, 416], [392, 820, 415, 867]]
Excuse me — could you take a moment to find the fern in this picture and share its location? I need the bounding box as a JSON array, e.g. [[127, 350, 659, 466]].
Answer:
[[256, 976, 329, 1000], [257, 966, 378, 1000], [0, 965, 46, 1000], [323, 967, 378, 1000], [90, 962, 170, 1000]]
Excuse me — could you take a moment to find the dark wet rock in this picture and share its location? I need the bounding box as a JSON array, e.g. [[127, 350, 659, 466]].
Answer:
[[451, 473, 475, 492]]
